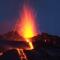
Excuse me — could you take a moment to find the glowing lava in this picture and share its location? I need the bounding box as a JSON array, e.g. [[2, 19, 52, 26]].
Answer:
[[15, 5, 38, 50], [15, 5, 38, 60]]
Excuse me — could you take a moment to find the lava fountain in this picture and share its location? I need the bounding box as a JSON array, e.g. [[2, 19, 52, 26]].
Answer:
[[15, 5, 38, 60]]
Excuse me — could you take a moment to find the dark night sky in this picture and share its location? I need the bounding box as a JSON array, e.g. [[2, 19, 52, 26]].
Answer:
[[0, 0, 60, 36]]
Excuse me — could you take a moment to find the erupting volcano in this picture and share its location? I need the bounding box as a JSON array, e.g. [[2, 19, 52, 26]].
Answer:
[[0, 4, 60, 60], [14, 5, 38, 60], [15, 5, 38, 50]]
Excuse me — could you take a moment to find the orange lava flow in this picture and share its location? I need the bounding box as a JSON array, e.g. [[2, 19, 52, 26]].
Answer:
[[16, 48, 27, 60], [16, 5, 38, 50]]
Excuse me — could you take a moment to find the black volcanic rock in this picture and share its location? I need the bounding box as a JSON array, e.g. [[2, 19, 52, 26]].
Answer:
[[0, 35, 3, 39], [0, 49, 20, 60], [2, 31, 24, 41], [0, 31, 30, 52], [0, 32, 60, 60]]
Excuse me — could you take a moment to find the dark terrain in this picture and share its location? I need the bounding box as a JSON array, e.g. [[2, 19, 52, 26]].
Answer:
[[0, 31, 60, 60]]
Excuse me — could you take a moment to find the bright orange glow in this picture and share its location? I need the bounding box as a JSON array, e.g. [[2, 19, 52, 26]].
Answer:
[[15, 5, 38, 50], [14, 5, 39, 60]]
